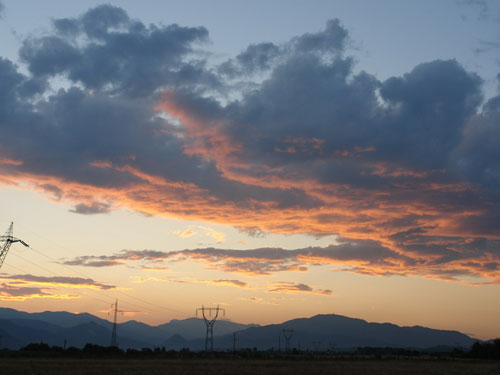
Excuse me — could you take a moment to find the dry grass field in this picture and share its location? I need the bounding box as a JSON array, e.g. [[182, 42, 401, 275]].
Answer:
[[0, 358, 498, 375]]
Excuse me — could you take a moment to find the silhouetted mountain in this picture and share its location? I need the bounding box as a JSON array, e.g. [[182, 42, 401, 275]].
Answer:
[[158, 318, 258, 340], [0, 318, 147, 349], [0, 309, 477, 350], [0, 308, 256, 349], [211, 314, 476, 350], [164, 334, 189, 350], [0, 308, 111, 328], [63, 322, 148, 348], [118, 320, 166, 346], [0, 318, 62, 348]]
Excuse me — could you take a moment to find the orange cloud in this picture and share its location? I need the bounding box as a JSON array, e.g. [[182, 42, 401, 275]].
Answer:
[[0, 274, 115, 290], [1, 89, 499, 289], [0, 274, 114, 301], [268, 282, 333, 296], [206, 279, 247, 288], [173, 229, 196, 238], [0, 286, 78, 301], [0, 158, 23, 166], [61, 239, 500, 285], [0, 12, 497, 302]]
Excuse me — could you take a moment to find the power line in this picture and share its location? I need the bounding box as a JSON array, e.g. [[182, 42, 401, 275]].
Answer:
[[4, 219, 193, 319], [13, 220, 191, 317], [28, 245, 192, 318], [8, 249, 156, 314], [7, 252, 111, 306], [9, 250, 180, 319]]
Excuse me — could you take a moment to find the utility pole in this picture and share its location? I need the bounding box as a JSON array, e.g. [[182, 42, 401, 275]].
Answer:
[[109, 299, 123, 347], [233, 332, 237, 353], [282, 329, 293, 352], [0, 222, 28, 268], [196, 305, 225, 351]]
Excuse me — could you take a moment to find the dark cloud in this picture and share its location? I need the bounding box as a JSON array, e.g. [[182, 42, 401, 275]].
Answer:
[[0, 283, 53, 299], [0, 274, 115, 290], [70, 201, 111, 215], [211, 279, 247, 288], [0, 59, 318, 214], [64, 259, 119, 268], [36, 183, 63, 200], [181, 58, 482, 183], [268, 282, 332, 296], [292, 18, 348, 53], [77, 4, 130, 39], [452, 96, 500, 191], [218, 19, 347, 78], [58, 235, 500, 284], [0, 274, 115, 300], [59, 241, 400, 274], [379, 59, 482, 169], [0, 5, 498, 285], [61, 249, 173, 267], [20, 4, 212, 97], [218, 42, 281, 77]]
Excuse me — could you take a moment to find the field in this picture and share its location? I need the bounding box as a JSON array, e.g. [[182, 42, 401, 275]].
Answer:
[[0, 358, 498, 375]]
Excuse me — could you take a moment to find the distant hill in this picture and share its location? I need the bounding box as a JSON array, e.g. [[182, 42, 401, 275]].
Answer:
[[0, 318, 147, 349], [211, 314, 476, 351], [0, 308, 477, 350], [158, 318, 258, 340], [0, 308, 257, 349], [0, 308, 112, 328]]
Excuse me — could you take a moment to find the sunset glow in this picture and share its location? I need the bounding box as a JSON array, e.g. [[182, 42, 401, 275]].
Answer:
[[0, 0, 499, 341]]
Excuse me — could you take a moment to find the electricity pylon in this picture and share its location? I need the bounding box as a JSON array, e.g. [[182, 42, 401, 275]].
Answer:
[[282, 329, 294, 352], [0, 222, 28, 268], [196, 305, 225, 351], [109, 299, 124, 347]]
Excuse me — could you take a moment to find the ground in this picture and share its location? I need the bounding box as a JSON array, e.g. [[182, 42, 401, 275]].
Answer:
[[0, 358, 498, 375]]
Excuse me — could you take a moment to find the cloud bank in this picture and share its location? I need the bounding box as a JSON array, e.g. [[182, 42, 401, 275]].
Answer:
[[1, 5, 499, 283], [60, 236, 500, 284], [0, 274, 115, 301]]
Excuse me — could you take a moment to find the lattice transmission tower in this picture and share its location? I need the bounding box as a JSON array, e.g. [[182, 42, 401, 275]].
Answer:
[[109, 299, 124, 347], [196, 305, 225, 351], [0, 222, 28, 268], [282, 329, 294, 352]]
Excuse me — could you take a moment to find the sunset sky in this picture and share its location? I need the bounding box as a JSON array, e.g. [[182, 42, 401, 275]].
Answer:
[[0, 0, 499, 340]]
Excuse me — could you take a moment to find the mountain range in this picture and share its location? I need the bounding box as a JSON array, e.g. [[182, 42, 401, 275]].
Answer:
[[0, 308, 477, 350]]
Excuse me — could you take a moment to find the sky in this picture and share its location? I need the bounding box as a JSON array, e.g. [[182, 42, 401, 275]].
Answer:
[[0, 0, 499, 340]]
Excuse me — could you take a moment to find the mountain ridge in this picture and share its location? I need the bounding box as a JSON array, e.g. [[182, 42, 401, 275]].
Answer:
[[0, 308, 478, 350]]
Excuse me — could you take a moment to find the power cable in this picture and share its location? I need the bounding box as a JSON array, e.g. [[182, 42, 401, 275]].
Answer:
[[28, 245, 192, 318], [5, 220, 193, 318]]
